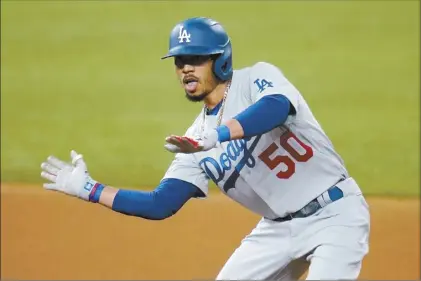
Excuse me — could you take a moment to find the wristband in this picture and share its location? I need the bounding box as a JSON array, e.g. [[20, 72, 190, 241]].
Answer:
[[216, 125, 231, 143], [89, 183, 105, 203]]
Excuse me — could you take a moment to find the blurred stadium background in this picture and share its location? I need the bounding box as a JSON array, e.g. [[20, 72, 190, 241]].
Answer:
[[1, 0, 419, 196]]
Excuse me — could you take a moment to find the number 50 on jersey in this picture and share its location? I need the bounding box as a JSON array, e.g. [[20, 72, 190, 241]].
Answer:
[[259, 130, 314, 179]]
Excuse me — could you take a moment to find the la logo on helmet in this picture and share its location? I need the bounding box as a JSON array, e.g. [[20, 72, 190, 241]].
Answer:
[[178, 25, 191, 43]]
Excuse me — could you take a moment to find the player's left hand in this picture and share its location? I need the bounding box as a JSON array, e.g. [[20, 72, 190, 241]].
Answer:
[[164, 129, 219, 153]]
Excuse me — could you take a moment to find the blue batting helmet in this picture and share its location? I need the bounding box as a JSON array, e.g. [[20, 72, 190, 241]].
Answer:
[[161, 17, 233, 81]]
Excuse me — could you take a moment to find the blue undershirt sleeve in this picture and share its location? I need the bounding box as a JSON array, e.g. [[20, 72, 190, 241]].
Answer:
[[111, 178, 202, 220], [216, 94, 292, 142]]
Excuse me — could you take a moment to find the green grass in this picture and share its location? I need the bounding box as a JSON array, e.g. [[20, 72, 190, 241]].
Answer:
[[1, 1, 419, 196]]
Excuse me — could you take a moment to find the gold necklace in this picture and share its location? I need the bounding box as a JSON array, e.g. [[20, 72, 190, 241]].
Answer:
[[201, 80, 232, 134]]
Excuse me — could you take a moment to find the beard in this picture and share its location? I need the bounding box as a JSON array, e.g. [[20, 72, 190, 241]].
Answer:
[[184, 90, 210, 102]]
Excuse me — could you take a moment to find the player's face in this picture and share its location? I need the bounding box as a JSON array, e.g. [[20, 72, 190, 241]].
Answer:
[[174, 55, 219, 102]]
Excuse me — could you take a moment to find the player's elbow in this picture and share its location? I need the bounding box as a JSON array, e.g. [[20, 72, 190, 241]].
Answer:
[[112, 189, 183, 221], [136, 191, 184, 220], [143, 209, 177, 221], [112, 179, 194, 221], [122, 203, 178, 221], [143, 202, 179, 220]]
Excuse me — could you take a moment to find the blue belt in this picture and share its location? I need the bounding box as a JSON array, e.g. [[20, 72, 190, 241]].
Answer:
[[270, 185, 344, 222]]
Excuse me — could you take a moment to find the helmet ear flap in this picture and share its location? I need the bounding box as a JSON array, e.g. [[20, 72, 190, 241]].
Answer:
[[213, 42, 233, 81]]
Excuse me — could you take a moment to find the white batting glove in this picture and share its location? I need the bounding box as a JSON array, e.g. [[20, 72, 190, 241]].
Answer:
[[164, 129, 219, 153], [40, 150, 99, 201]]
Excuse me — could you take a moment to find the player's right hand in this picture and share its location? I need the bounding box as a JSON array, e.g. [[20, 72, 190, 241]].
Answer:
[[40, 150, 98, 201], [164, 129, 219, 154]]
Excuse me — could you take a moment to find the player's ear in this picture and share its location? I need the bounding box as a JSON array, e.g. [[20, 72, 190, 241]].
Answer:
[[210, 55, 224, 84]]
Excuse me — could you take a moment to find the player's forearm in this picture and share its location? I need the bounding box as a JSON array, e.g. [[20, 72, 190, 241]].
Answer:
[[97, 185, 119, 207], [85, 183, 118, 207], [216, 94, 292, 142], [216, 119, 244, 140], [89, 179, 200, 220]]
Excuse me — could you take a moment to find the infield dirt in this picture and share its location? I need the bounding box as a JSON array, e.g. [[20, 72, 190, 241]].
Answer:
[[1, 184, 419, 280]]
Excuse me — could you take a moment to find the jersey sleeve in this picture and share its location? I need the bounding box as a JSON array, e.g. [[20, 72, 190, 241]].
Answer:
[[249, 62, 300, 112], [162, 152, 209, 197]]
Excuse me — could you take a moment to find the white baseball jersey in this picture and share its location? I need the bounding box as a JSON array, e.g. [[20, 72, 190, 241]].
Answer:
[[163, 61, 349, 219]]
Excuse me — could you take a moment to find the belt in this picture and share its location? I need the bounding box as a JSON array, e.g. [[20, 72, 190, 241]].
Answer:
[[269, 184, 344, 222]]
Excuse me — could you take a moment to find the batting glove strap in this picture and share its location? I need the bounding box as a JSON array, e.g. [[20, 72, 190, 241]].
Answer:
[[78, 177, 99, 201], [89, 183, 105, 203]]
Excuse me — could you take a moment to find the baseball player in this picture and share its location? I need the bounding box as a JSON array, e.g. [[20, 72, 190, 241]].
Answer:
[[41, 17, 370, 280]]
